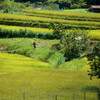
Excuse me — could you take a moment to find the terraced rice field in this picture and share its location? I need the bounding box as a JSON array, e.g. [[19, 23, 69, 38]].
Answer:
[[0, 52, 100, 100], [0, 13, 100, 29], [0, 25, 53, 33], [0, 25, 100, 40], [0, 52, 50, 74], [22, 10, 100, 21], [0, 9, 100, 100]]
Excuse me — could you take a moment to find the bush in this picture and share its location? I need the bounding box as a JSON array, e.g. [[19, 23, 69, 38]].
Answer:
[[44, 3, 59, 10], [87, 42, 100, 79], [61, 29, 90, 61]]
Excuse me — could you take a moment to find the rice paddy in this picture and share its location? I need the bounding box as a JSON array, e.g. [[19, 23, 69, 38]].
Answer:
[[0, 52, 50, 74], [0, 55, 100, 99], [0, 13, 100, 28], [0, 9, 100, 100], [0, 25, 53, 33]]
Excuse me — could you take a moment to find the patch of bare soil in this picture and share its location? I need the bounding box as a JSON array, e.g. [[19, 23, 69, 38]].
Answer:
[[0, 46, 7, 51], [39, 40, 48, 46]]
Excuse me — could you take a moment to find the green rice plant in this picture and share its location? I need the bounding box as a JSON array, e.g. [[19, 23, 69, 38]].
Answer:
[[89, 30, 100, 40]]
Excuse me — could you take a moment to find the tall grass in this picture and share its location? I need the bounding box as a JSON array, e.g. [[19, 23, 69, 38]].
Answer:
[[0, 38, 88, 69], [0, 38, 61, 67]]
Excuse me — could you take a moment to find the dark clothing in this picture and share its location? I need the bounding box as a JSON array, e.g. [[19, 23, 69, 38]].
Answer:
[[33, 42, 36, 48]]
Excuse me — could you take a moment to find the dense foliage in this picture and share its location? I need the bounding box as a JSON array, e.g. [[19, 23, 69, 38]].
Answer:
[[60, 30, 90, 61], [49, 23, 90, 61], [0, 0, 100, 11], [87, 42, 100, 79], [14, 0, 100, 9]]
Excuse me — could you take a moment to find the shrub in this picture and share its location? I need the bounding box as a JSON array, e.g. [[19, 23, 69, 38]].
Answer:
[[61, 29, 90, 61]]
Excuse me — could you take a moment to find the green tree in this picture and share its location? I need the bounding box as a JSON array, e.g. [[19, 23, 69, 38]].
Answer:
[[61, 29, 90, 61], [87, 42, 100, 80], [49, 22, 65, 42], [0, 0, 13, 13]]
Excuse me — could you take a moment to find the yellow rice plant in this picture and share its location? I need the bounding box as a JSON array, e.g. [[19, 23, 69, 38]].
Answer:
[[0, 52, 50, 74], [89, 30, 100, 40], [0, 14, 100, 27], [22, 9, 100, 19], [0, 25, 52, 33]]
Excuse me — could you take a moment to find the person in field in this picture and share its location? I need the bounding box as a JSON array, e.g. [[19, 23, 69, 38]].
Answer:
[[33, 42, 36, 48]]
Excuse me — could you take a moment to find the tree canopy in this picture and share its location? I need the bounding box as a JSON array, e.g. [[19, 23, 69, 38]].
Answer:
[[87, 42, 100, 79]]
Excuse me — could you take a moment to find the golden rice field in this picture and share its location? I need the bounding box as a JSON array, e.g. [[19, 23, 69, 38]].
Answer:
[[0, 14, 100, 27], [22, 9, 100, 19], [88, 30, 100, 40], [0, 25, 53, 33], [0, 52, 100, 100], [0, 10, 100, 100], [0, 52, 50, 74]]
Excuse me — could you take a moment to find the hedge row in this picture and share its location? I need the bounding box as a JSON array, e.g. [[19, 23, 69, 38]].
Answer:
[[0, 28, 54, 39]]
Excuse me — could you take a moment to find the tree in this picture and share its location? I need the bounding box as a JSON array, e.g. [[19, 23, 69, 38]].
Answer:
[[87, 42, 100, 80], [0, 0, 13, 13], [50, 23, 90, 61], [49, 22, 65, 42], [60, 29, 90, 61]]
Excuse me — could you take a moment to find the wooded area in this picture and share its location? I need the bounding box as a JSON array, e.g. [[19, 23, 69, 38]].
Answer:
[[0, 0, 100, 10]]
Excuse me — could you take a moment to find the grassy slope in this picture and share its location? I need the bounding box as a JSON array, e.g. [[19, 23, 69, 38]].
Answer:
[[0, 38, 87, 69], [0, 38, 61, 66]]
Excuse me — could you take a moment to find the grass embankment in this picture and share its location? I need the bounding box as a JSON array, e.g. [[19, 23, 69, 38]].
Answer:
[[0, 38, 87, 69], [0, 25, 100, 40], [0, 13, 100, 29]]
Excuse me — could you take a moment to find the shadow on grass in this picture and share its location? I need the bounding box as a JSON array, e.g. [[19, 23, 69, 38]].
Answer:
[[82, 85, 100, 100]]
